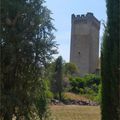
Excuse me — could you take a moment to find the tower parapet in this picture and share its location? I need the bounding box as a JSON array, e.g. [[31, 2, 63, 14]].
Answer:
[[72, 12, 100, 30]]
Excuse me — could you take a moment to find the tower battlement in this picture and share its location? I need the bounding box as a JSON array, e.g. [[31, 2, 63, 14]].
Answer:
[[72, 12, 100, 30]]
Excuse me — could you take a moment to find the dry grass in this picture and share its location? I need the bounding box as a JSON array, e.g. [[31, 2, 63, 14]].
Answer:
[[50, 105, 101, 120]]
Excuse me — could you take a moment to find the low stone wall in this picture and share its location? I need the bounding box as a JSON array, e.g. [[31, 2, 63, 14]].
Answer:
[[51, 99, 98, 106]]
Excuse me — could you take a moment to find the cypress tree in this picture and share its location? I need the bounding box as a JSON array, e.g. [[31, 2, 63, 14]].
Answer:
[[101, 0, 120, 120], [52, 56, 63, 100]]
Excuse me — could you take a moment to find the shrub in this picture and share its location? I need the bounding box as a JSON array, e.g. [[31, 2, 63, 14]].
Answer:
[[69, 77, 84, 93], [68, 74, 101, 102]]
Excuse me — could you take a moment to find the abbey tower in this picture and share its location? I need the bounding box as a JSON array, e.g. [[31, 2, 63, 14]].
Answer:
[[70, 12, 100, 76]]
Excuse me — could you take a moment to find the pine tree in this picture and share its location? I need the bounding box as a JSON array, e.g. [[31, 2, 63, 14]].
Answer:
[[0, 0, 57, 119], [101, 0, 120, 119]]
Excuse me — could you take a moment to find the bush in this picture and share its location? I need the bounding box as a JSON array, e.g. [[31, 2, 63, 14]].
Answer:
[[68, 74, 101, 102], [84, 74, 101, 86], [69, 77, 84, 93]]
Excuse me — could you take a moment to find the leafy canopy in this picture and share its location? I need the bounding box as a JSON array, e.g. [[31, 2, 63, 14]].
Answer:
[[0, 0, 57, 119]]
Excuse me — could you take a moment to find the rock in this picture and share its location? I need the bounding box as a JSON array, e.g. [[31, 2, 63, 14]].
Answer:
[[50, 98, 98, 106]]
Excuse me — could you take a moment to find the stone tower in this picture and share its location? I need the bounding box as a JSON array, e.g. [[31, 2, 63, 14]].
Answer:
[[70, 12, 100, 76]]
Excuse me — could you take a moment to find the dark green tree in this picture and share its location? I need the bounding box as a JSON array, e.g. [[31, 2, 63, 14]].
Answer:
[[101, 0, 120, 119], [51, 56, 63, 100], [0, 0, 57, 119]]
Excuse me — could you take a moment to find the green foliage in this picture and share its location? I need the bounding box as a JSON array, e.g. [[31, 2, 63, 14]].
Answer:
[[69, 74, 101, 102], [69, 77, 84, 93], [51, 56, 63, 100], [0, 0, 57, 119], [64, 62, 78, 76], [84, 74, 100, 86], [35, 80, 49, 120], [95, 84, 102, 103], [101, 0, 120, 119]]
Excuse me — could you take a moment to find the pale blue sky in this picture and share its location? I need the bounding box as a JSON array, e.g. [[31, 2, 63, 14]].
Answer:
[[45, 0, 107, 62]]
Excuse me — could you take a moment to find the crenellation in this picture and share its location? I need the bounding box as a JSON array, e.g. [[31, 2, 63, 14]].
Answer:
[[86, 12, 94, 17], [71, 13, 100, 29], [81, 14, 85, 18], [72, 14, 75, 19]]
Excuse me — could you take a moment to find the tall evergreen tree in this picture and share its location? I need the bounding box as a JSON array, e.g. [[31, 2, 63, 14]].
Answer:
[[0, 0, 57, 119], [101, 0, 120, 119], [52, 56, 63, 100]]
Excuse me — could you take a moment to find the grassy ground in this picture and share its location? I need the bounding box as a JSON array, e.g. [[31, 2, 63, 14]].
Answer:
[[50, 105, 101, 120]]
